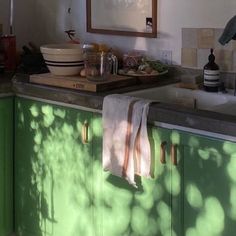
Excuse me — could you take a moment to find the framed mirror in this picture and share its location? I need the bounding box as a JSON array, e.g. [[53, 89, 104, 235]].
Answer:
[[86, 0, 157, 38]]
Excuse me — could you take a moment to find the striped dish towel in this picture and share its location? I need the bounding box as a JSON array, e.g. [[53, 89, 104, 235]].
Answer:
[[102, 94, 152, 186]]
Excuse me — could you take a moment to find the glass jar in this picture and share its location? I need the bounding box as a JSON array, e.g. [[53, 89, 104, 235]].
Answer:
[[84, 51, 112, 80]]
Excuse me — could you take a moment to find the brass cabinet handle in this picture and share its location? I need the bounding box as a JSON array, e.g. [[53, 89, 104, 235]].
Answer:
[[171, 144, 178, 166], [82, 120, 89, 144], [160, 141, 167, 164]]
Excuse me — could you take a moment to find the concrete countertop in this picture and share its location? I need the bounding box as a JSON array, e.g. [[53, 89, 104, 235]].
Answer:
[[3, 72, 236, 138], [12, 73, 179, 110]]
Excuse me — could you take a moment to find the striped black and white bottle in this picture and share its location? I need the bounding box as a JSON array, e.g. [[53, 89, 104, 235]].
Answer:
[[204, 48, 220, 92]]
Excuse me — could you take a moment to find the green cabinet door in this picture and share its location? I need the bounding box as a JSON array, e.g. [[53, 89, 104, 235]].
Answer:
[[0, 97, 13, 236], [91, 114, 182, 236], [15, 97, 94, 236], [181, 131, 236, 236], [169, 130, 183, 236]]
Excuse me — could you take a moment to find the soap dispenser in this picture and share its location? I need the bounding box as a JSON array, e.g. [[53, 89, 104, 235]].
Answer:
[[203, 48, 220, 92]]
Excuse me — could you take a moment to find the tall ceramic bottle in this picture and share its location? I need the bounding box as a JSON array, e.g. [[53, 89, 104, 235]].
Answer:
[[203, 48, 220, 92]]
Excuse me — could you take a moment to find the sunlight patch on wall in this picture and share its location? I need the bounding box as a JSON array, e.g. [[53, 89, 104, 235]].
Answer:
[[197, 197, 224, 234], [227, 156, 236, 182], [229, 185, 236, 220], [171, 131, 180, 145], [103, 205, 130, 235], [20, 101, 184, 235], [131, 206, 149, 235], [42, 105, 55, 127], [198, 148, 222, 167], [186, 196, 224, 236], [91, 117, 103, 137], [135, 181, 155, 210], [28, 102, 95, 235], [34, 130, 42, 146], [54, 108, 66, 119], [30, 104, 39, 117], [164, 173, 171, 194], [223, 142, 236, 155], [152, 183, 164, 201], [156, 201, 171, 235], [30, 120, 39, 130], [19, 112, 24, 124], [188, 136, 200, 148], [156, 163, 165, 177], [198, 149, 209, 160], [171, 168, 181, 196], [227, 155, 236, 221], [185, 183, 203, 209]]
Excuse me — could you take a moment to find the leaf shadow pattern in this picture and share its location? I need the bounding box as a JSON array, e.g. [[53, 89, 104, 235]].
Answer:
[[92, 115, 175, 236], [15, 98, 97, 236]]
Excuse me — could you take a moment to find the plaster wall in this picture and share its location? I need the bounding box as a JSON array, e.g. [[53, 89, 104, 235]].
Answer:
[[2, 0, 236, 64]]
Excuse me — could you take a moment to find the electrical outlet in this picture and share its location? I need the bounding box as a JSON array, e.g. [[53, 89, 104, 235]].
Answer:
[[160, 50, 172, 65]]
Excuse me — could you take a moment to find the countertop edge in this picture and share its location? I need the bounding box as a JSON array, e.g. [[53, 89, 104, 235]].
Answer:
[[2, 73, 236, 138]]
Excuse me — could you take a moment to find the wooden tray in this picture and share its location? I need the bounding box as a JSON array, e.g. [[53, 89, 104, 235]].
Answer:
[[29, 73, 137, 92]]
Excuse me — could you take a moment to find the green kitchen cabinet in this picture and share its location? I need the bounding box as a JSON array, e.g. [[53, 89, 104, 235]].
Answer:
[[180, 131, 236, 236], [0, 97, 13, 236], [92, 115, 236, 236], [14, 97, 184, 236], [14, 96, 236, 236], [91, 114, 183, 236], [14, 97, 95, 236]]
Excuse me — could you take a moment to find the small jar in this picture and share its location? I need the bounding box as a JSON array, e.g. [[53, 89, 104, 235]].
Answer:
[[84, 51, 112, 80]]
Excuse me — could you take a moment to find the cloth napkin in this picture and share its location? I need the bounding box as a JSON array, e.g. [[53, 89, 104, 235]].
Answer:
[[102, 94, 152, 186]]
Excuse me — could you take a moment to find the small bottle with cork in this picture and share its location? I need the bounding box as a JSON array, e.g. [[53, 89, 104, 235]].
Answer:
[[203, 48, 220, 92]]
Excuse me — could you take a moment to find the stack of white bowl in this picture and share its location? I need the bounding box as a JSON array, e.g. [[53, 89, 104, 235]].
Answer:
[[40, 44, 84, 76]]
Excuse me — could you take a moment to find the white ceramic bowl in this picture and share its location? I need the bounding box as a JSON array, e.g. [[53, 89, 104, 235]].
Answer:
[[40, 44, 84, 76]]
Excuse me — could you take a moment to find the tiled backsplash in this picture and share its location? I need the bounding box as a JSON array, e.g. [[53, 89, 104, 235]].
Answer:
[[182, 28, 236, 72]]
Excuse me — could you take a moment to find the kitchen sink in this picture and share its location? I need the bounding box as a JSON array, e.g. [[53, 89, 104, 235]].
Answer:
[[125, 83, 236, 116]]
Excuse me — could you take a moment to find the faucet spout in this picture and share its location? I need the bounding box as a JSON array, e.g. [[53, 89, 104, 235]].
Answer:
[[219, 15, 236, 45]]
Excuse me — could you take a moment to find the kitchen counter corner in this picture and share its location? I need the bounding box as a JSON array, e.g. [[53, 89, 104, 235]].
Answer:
[[10, 72, 236, 138]]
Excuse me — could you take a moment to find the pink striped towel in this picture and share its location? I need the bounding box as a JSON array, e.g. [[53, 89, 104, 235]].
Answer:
[[102, 94, 152, 186]]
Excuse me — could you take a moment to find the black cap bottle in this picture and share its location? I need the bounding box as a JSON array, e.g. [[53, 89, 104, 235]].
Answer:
[[203, 48, 220, 92]]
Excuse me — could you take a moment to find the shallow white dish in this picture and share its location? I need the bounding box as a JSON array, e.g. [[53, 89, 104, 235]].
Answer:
[[40, 44, 84, 76], [119, 69, 168, 77]]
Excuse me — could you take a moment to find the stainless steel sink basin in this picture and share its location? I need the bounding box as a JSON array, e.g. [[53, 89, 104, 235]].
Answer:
[[125, 84, 236, 116]]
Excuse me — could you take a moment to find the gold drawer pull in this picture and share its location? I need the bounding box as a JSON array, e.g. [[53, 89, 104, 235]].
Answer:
[[82, 120, 89, 144], [171, 144, 178, 166], [160, 141, 167, 164]]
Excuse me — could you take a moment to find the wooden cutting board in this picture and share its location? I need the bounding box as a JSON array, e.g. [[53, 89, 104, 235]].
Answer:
[[29, 73, 137, 92]]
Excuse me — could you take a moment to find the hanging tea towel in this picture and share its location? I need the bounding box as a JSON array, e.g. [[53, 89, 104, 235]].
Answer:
[[102, 94, 152, 186]]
